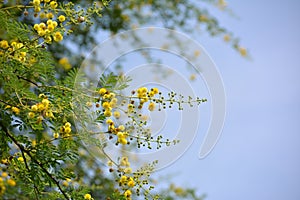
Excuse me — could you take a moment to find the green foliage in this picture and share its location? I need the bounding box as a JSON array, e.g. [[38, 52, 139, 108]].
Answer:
[[99, 72, 132, 91]]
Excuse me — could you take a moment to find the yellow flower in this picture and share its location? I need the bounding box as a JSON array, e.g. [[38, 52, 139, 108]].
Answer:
[[31, 105, 38, 112], [127, 178, 135, 187], [65, 122, 71, 128], [11, 41, 17, 47], [86, 102, 93, 107], [1, 159, 8, 165], [119, 137, 127, 145], [16, 43, 23, 49], [52, 21, 58, 27], [58, 15, 66, 22], [118, 125, 125, 131], [124, 167, 132, 174], [138, 87, 148, 94], [113, 111, 120, 119], [7, 179, 16, 187], [110, 98, 118, 108], [174, 187, 184, 195], [120, 157, 130, 167], [140, 97, 148, 103], [223, 34, 230, 42], [64, 127, 71, 134], [189, 74, 196, 81], [47, 19, 53, 25], [42, 99, 50, 107], [47, 24, 54, 31], [107, 161, 113, 167], [37, 103, 45, 111], [151, 88, 159, 95], [127, 104, 135, 113], [12, 107, 20, 115], [38, 30, 46, 37], [45, 36, 52, 44], [62, 180, 69, 187], [1, 172, 8, 178], [106, 118, 114, 125], [34, 6, 41, 12], [58, 57, 72, 70], [98, 88, 107, 95], [17, 157, 24, 162], [33, 0, 40, 6], [194, 50, 200, 57], [5, 105, 11, 109], [47, 12, 54, 19], [239, 47, 247, 57], [0, 40, 9, 49], [148, 102, 155, 111], [28, 112, 35, 118], [104, 110, 112, 117], [50, 1, 58, 9], [119, 175, 127, 184], [38, 23, 46, 30], [53, 132, 59, 139], [40, 12, 46, 19], [53, 32, 63, 42], [148, 91, 155, 97], [39, 93, 46, 98], [124, 190, 132, 197], [84, 194, 92, 200], [102, 101, 110, 109]]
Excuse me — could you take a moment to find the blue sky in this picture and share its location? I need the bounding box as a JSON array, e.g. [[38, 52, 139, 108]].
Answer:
[[163, 1, 300, 199]]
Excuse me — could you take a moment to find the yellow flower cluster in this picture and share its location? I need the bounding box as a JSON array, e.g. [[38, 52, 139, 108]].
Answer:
[[62, 178, 72, 187], [32, 0, 57, 13], [98, 88, 118, 117], [58, 57, 72, 70], [124, 189, 132, 199], [0, 40, 27, 62], [12, 106, 20, 115], [31, 0, 67, 43], [59, 122, 72, 137], [136, 87, 159, 111], [5, 105, 21, 115], [119, 175, 135, 187], [105, 119, 128, 145], [33, 20, 63, 43], [84, 193, 94, 200], [29, 94, 54, 123], [0, 172, 17, 197], [118, 157, 134, 200]]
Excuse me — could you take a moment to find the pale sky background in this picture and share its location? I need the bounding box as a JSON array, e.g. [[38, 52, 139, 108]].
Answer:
[[94, 0, 300, 199], [163, 0, 300, 199]]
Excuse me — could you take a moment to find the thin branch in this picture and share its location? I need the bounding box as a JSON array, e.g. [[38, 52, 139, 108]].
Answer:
[[20, 148, 40, 200], [16, 75, 40, 87], [0, 124, 69, 200]]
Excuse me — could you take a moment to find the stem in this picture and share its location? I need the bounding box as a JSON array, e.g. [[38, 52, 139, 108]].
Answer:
[[16, 75, 40, 87], [0, 5, 33, 11], [20, 149, 40, 200]]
